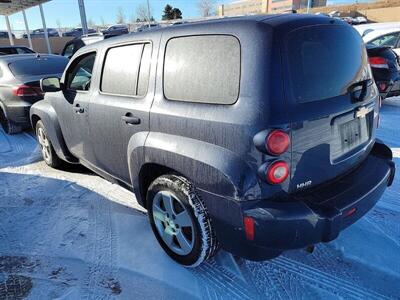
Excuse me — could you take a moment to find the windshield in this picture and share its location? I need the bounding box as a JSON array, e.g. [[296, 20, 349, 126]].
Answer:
[[287, 25, 370, 103], [9, 57, 68, 76]]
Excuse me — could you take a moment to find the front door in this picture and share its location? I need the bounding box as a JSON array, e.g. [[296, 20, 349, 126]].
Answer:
[[88, 42, 154, 184], [52, 52, 97, 159]]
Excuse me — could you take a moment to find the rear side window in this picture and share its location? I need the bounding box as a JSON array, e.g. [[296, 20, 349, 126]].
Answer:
[[16, 47, 34, 54], [63, 43, 75, 58], [9, 57, 68, 76], [101, 43, 151, 96], [164, 35, 240, 104], [287, 25, 369, 103], [0, 48, 16, 55]]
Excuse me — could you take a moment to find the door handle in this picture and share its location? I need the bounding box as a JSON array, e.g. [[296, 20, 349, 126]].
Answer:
[[73, 104, 84, 113], [121, 114, 141, 125]]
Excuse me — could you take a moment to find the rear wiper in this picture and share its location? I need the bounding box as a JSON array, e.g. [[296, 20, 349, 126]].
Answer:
[[348, 79, 372, 103]]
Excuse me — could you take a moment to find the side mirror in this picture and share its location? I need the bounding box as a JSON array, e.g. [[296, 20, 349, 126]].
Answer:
[[41, 77, 61, 93]]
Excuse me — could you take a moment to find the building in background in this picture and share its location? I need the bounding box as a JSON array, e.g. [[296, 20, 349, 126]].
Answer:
[[218, 0, 327, 16]]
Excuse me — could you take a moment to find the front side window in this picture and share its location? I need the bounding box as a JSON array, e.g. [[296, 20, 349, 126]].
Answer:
[[66, 52, 96, 91], [371, 32, 400, 47], [164, 35, 240, 104], [101, 43, 151, 96]]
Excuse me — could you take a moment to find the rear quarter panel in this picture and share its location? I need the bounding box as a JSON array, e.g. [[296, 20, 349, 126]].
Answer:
[[146, 21, 287, 201]]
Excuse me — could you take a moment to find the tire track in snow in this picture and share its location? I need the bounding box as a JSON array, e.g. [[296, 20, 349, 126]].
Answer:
[[83, 193, 119, 300], [270, 256, 391, 300], [193, 260, 259, 300]]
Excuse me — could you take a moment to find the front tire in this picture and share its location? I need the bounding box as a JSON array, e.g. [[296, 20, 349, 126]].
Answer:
[[36, 120, 62, 168], [147, 174, 219, 267]]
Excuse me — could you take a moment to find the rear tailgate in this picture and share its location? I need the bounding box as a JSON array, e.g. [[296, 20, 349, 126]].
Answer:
[[282, 24, 380, 193]]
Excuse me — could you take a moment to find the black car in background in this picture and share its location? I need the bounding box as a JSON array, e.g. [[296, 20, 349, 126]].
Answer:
[[367, 43, 400, 99], [62, 27, 97, 37], [101, 24, 129, 37], [0, 31, 15, 39], [61, 34, 115, 59], [0, 54, 68, 134], [0, 46, 35, 55], [23, 28, 59, 38]]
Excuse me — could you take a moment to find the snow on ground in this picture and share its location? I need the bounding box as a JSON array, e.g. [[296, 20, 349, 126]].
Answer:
[[0, 98, 399, 299]]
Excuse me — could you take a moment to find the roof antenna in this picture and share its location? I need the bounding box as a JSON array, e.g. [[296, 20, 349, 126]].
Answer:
[[36, 53, 40, 58]]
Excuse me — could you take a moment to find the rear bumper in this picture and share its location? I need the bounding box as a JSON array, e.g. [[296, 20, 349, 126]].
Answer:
[[201, 141, 395, 261], [4, 102, 32, 126]]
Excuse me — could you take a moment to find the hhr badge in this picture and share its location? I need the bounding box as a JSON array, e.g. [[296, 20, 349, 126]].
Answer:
[[297, 180, 312, 190]]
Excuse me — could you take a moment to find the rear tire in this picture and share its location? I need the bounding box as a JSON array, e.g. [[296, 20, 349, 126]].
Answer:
[[147, 174, 219, 267], [0, 108, 22, 135], [36, 120, 62, 168]]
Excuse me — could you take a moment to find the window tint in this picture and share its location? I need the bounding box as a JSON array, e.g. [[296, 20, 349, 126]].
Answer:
[[16, 47, 34, 54], [66, 53, 96, 91], [287, 25, 369, 103], [370, 32, 400, 47], [164, 35, 240, 104], [9, 57, 68, 76], [101, 43, 151, 96], [138, 43, 151, 96], [0, 48, 16, 55]]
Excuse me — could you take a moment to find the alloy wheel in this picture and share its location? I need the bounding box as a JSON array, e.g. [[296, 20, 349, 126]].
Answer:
[[152, 191, 195, 256], [37, 127, 51, 163]]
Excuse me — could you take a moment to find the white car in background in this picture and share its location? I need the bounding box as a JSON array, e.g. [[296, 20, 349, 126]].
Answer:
[[354, 22, 400, 36], [361, 27, 400, 56]]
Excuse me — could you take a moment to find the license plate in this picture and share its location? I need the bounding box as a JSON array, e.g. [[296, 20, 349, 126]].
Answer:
[[340, 118, 367, 149]]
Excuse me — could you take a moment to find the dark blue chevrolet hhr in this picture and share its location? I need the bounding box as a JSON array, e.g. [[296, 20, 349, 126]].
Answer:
[[31, 14, 395, 266]]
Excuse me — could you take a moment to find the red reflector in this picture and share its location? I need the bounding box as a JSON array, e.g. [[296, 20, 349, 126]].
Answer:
[[266, 130, 290, 155], [378, 83, 387, 92], [266, 161, 289, 184], [243, 216, 255, 241], [345, 207, 357, 217], [368, 57, 389, 69], [12, 85, 42, 97]]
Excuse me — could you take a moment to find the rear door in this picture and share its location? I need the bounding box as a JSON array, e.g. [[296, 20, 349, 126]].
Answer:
[[282, 24, 379, 193], [88, 41, 154, 184]]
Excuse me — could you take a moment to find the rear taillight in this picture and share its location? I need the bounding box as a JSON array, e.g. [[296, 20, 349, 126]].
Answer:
[[369, 57, 389, 69], [265, 130, 290, 155], [266, 161, 289, 184], [12, 85, 42, 97]]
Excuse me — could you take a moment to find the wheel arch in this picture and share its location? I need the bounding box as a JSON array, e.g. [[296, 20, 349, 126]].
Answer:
[[30, 101, 77, 163], [129, 132, 259, 209]]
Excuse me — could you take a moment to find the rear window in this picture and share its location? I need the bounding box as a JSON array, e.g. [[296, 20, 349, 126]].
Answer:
[[101, 43, 151, 97], [164, 35, 240, 104], [287, 25, 369, 103], [9, 57, 68, 76]]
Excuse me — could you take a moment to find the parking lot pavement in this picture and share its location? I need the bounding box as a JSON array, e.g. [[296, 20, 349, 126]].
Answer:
[[0, 98, 399, 299]]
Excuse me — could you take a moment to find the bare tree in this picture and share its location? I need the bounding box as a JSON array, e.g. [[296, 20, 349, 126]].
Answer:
[[116, 6, 126, 24], [197, 0, 215, 17], [88, 18, 96, 28], [56, 19, 62, 33], [100, 16, 106, 27], [136, 3, 151, 22]]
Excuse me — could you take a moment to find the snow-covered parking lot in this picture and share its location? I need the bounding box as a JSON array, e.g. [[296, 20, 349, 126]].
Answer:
[[0, 98, 399, 300]]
